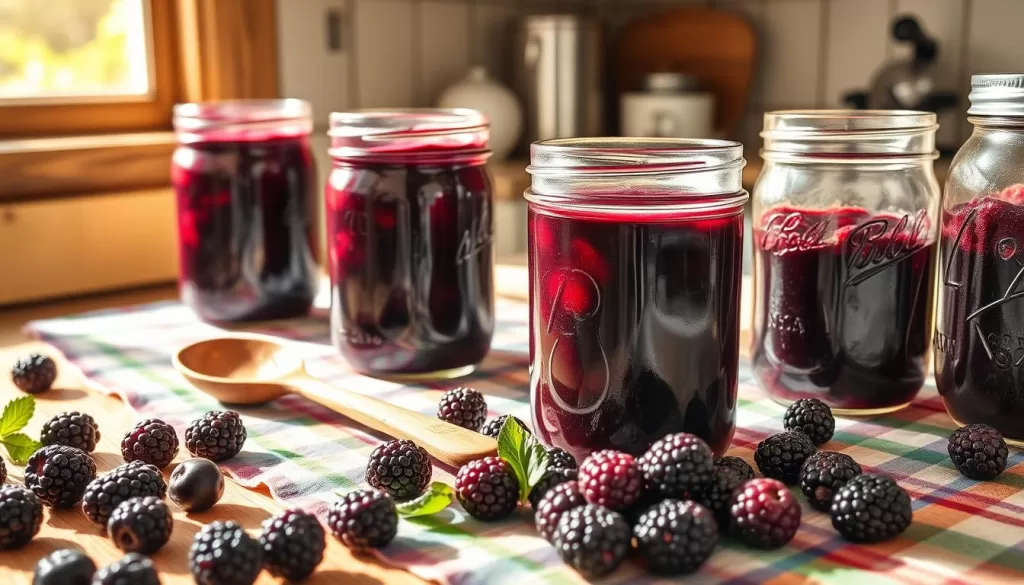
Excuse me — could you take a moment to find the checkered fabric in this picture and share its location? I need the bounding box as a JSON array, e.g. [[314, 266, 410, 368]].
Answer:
[[25, 298, 1024, 584]]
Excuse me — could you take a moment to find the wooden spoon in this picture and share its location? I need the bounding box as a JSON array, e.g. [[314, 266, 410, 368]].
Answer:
[[172, 335, 497, 467]]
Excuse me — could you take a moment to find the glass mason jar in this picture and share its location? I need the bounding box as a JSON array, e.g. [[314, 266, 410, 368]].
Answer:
[[526, 138, 747, 460], [171, 99, 321, 323], [326, 109, 495, 377], [751, 110, 940, 414], [936, 74, 1024, 443]]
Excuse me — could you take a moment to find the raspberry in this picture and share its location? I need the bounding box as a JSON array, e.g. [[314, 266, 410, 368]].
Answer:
[[169, 457, 225, 512], [638, 433, 714, 499], [0, 486, 42, 549], [259, 509, 326, 581], [696, 466, 748, 526], [716, 455, 756, 480], [94, 553, 159, 585], [33, 549, 97, 585], [634, 499, 718, 575], [533, 481, 586, 542], [546, 447, 578, 470], [365, 439, 432, 501], [189, 521, 263, 585], [10, 353, 57, 393], [25, 444, 97, 508], [784, 398, 836, 446], [327, 489, 398, 551], [40, 411, 101, 453], [82, 461, 167, 528], [831, 474, 912, 543], [552, 504, 630, 578], [455, 456, 520, 521], [730, 478, 802, 549], [948, 424, 1009, 480], [185, 410, 247, 462], [578, 450, 644, 511], [480, 415, 530, 439], [528, 466, 578, 508], [437, 387, 488, 431], [754, 431, 817, 484], [799, 451, 862, 511], [121, 418, 179, 469], [107, 496, 173, 554]]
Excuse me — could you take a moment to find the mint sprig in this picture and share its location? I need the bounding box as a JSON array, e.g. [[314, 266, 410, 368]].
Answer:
[[396, 482, 455, 518], [0, 396, 41, 464], [496, 416, 549, 503]]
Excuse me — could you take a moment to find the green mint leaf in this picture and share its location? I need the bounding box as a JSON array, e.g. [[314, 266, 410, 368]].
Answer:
[[0, 396, 35, 437], [1, 433, 42, 465], [396, 482, 455, 518], [496, 416, 549, 502], [525, 442, 550, 495]]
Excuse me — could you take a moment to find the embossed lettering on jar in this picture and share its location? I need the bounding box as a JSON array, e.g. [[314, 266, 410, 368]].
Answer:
[[751, 110, 940, 414]]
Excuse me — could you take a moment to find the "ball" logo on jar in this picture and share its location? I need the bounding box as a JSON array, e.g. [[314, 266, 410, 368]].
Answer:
[[544, 268, 609, 415]]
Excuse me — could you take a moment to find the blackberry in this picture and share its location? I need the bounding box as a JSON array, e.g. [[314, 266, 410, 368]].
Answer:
[[534, 481, 585, 542], [730, 478, 801, 549], [107, 496, 173, 554], [0, 458, 6, 485], [716, 455, 756, 481], [799, 451, 862, 511], [0, 485, 42, 550], [578, 450, 644, 511], [697, 466, 748, 527], [831, 474, 912, 543], [33, 548, 97, 585], [784, 398, 836, 446], [93, 553, 159, 585], [546, 447, 577, 470], [638, 433, 715, 499], [25, 444, 97, 508], [121, 419, 179, 469], [327, 489, 398, 551], [40, 411, 101, 453], [365, 439, 432, 501], [552, 504, 631, 578], [189, 521, 263, 585], [480, 415, 529, 439], [259, 509, 326, 581], [528, 466, 578, 508], [437, 387, 488, 431], [948, 424, 1009, 480], [185, 410, 247, 462], [169, 457, 224, 512], [454, 456, 520, 521], [11, 353, 57, 394], [634, 499, 718, 575], [754, 431, 817, 484], [82, 461, 167, 528]]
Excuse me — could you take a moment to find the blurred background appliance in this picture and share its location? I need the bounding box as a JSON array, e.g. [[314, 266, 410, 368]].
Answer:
[[620, 72, 714, 138]]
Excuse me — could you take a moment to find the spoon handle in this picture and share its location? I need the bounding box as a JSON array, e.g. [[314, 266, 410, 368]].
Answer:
[[288, 376, 497, 468]]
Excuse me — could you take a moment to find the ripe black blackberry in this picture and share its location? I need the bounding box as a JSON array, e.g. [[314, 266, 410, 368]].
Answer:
[[11, 353, 57, 394], [25, 444, 97, 508], [437, 387, 488, 431], [185, 410, 247, 462], [93, 553, 159, 585], [480, 415, 530, 439], [82, 461, 167, 528], [831, 474, 912, 543], [534, 481, 585, 542], [546, 447, 577, 470], [259, 509, 326, 581], [121, 418, 179, 469], [552, 504, 631, 578], [33, 548, 97, 585], [754, 431, 817, 484], [0, 485, 42, 550], [784, 398, 836, 446], [455, 456, 520, 521], [697, 466, 748, 526], [40, 411, 101, 453], [799, 451, 862, 511], [948, 424, 1009, 480], [638, 433, 715, 499], [730, 478, 801, 549], [327, 489, 398, 551], [634, 499, 718, 575], [528, 466, 578, 508], [716, 455, 756, 481], [578, 450, 644, 511], [189, 521, 263, 585], [0, 458, 6, 485], [365, 439, 432, 501], [107, 496, 173, 554]]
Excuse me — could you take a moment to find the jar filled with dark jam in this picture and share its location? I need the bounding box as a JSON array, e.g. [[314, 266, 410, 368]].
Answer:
[[326, 109, 494, 377], [172, 100, 321, 322], [751, 111, 940, 414]]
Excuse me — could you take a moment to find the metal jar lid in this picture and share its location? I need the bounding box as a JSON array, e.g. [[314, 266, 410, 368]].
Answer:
[[968, 74, 1024, 117], [761, 109, 938, 158]]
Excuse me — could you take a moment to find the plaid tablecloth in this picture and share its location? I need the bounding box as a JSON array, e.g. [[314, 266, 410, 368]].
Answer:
[[25, 298, 1024, 584]]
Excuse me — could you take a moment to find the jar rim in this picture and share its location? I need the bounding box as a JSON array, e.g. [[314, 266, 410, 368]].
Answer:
[[762, 109, 938, 158], [173, 99, 312, 143], [968, 74, 1024, 117], [327, 108, 490, 163], [528, 137, 743, 176]]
